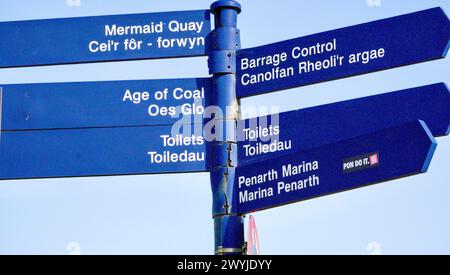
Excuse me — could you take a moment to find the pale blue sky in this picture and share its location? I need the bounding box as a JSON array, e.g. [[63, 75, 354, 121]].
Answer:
[[0, 0, 449, 255]]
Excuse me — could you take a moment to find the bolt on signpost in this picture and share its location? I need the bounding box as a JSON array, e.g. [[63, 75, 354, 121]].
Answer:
[[0, 0, 449, 255], [208, 1, 245, 255]]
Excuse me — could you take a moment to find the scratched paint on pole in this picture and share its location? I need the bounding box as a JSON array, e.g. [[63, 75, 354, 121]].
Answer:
[[236, 8, 450, 97], [0, 10, 211, 68], [0, 78, 210, 131], [0, 124, 209, 180], [238, 83, 449, 165], [234, 121, 436, 214]]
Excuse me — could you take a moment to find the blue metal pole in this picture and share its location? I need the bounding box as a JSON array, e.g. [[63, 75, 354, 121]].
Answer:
[[208, 1, 244, 255]]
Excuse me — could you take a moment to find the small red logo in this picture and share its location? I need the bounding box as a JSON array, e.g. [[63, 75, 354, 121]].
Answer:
[[369, 154, 379, 166]]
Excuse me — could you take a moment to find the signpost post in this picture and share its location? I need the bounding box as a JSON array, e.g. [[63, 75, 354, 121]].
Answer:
[[208, 0, 245, 255]]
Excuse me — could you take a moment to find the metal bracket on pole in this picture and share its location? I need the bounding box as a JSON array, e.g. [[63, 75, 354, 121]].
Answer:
[[209, 0, 244, 255]]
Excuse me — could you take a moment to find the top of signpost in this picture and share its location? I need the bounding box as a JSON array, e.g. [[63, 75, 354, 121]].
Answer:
[[211, 0, 241, 14]]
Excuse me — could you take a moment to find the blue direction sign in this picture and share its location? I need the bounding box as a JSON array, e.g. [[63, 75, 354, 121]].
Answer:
[[0, 10, 210, 68], [236, 8, 450, 97], [238, 83, 450, 165], [0, 78, 210, 131], [0, 124, 208, 180], [234, 120, 436, 214]]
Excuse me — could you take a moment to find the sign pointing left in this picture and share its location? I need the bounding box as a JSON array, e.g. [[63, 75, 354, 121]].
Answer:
[[0, 78, 210, 130], [0, 10, 211, 68], [0, 124, 209, 180]]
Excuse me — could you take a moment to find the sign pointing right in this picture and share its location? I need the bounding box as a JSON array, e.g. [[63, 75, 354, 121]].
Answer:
[[238, 83, 449, 165], [234, 120, 437, 214], [237, 8, 450, 97]]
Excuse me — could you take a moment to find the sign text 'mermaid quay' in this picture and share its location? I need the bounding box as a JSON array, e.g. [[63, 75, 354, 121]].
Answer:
[[97, 20, 206, 53], [0, 9, 211, 68]]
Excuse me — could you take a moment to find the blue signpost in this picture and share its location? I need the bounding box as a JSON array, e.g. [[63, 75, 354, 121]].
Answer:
[[208, 1, 244, 255], [238, 83, 450, 165], [236, 8, 450, 97], [235, 121, 436, 214], [0, 125, 208, 180], [0, 0, 449, 255], [0, 78, 210, 130], [0, 10, 211, 68]]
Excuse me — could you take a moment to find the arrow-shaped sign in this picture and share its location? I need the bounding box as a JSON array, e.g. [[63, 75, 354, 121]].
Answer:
[[0, 124, 208, 180], [0, 10, 211, 68], [236, 8, 450, 97], [234, 120, 436, 214], [238, 83, 449, 165], [0, 78, 210, 131]]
